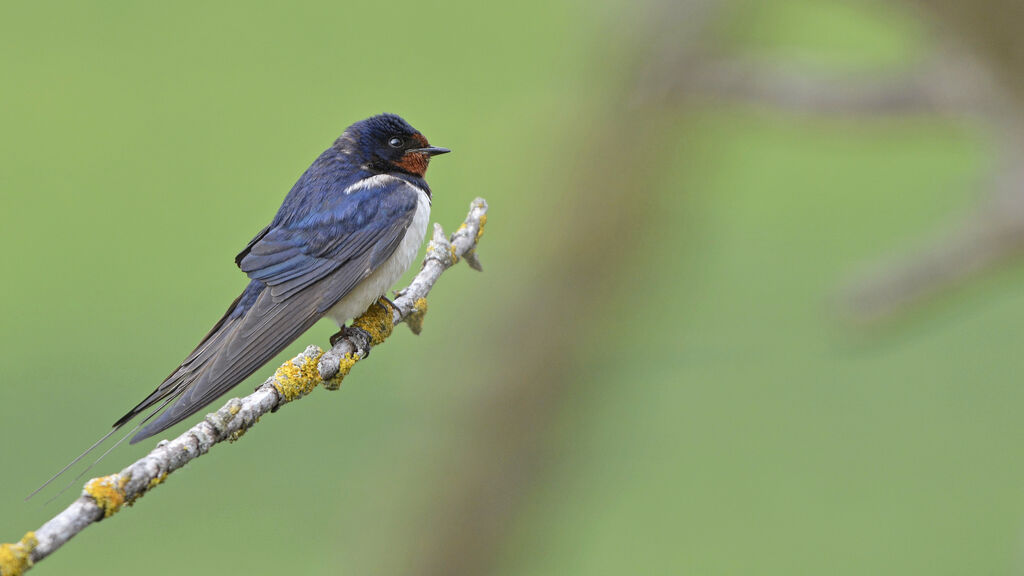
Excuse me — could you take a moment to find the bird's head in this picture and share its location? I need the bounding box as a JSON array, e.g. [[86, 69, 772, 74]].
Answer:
[[339, 113, 450, 178]]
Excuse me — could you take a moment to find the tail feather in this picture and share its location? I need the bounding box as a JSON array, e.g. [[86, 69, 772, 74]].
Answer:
[[25, 427, 122, 501], [25, 394, 176, 501], [29, 269, 347, 496], [128, 276, 331, 444], [111, 287, 256, 429], [41, 395, 177, 505], [25, 284, 259, 501]]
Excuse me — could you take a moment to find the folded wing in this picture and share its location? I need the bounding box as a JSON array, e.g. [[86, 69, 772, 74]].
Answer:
[[122, 177, 419, 443]]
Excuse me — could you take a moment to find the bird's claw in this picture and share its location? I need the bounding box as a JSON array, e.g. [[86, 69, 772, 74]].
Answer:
[[376, 296, 397, 316], [329, 325, 374, 357]]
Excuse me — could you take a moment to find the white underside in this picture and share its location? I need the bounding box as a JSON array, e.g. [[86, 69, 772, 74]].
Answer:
[[325, 183, 431, 326]]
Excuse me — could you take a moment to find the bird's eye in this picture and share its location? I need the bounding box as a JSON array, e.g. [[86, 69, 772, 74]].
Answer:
[[388, 137, 403, 148]]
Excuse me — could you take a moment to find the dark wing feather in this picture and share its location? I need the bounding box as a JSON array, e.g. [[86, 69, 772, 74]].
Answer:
[[124, 178, 420, 443], [235, 224, 271, 267]]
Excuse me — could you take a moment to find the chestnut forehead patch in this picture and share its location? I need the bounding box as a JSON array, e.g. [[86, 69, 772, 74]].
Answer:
[[411, 133, 429, 148]]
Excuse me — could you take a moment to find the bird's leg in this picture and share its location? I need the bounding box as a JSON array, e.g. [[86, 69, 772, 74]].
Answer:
[[330, 297, 396, 356], [376, 296, 398, 316], [329, 324, 374, 357], [330, 325, 371, 347]]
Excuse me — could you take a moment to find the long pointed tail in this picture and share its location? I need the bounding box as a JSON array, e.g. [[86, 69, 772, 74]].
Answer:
[[25, 394, 177, 501], [128, 278, 326, 444], [25, 427, 121, 501], [26, 284, 262, 501]]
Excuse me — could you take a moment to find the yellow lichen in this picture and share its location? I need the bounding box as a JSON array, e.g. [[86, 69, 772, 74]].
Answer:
[[352, 299, 394, 346], [272, 351, 325, 403], [228, 403, 240, 417], [228, 428, 248, 443], [405, 297, 428, 335], [475, 213, 487, 244], [230, 414, 261, 441], [147, 473, 168, 491], [0, 532, 37, 576], [323, 353, 358, 391], [456, 216, 486, 243], [85, 475, 126, 518], [449, 244, 459, 264], [127, 472, 169, 506]]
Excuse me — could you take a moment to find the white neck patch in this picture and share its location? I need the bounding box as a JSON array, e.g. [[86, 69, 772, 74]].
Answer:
[[343, 173, 400, 195]]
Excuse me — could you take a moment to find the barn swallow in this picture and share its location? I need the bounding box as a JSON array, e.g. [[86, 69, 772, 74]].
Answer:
[[31, 114, 448, 497]]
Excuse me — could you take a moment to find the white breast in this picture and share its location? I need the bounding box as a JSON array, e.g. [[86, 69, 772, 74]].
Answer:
[[325, 183, 431, 326]]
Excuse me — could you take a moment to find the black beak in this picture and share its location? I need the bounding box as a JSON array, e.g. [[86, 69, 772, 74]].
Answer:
[[413, 146, 451, 157]]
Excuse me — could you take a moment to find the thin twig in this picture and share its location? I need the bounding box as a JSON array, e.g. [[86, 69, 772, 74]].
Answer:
[[0, 197, 488, 576]]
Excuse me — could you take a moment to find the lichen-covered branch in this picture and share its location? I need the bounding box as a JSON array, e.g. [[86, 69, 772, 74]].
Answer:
[[0, 197, 488, 576], [318, 197, 486, 380]]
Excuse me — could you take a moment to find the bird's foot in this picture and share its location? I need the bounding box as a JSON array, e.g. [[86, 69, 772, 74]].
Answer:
[[329, 325, 374, 357], [376, 296, 398, 316]]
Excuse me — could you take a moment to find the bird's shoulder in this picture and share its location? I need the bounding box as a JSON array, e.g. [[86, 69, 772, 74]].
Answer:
[[294, 173, 423, 244], [236, 172, 424, 284]]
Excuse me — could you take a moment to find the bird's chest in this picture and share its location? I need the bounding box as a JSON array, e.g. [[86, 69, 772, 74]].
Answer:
[[325, 190, 431, 326]]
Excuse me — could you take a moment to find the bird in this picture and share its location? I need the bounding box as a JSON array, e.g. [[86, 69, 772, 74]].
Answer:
[[31, 113, 449, 498]]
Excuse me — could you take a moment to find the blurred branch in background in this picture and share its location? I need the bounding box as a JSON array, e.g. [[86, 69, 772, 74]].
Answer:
[[640, 0, 1024, 323], [681, 52, 995, 117], [0, 200, 487, 576], [684, 0, 1024, 323], [836, 0, 1024, 322], [407, 3, 716, 575], [838, 126, 1024, 322], [397, 3, 1024, 573]]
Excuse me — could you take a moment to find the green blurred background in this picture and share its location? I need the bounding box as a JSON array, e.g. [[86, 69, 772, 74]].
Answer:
[[4, 0, 1024, 574]]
